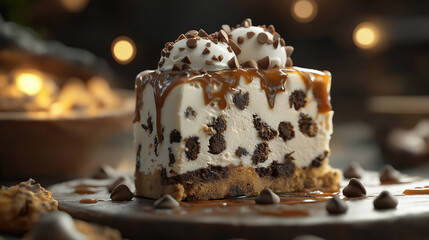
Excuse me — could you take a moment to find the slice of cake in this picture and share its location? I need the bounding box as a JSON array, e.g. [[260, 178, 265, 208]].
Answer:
[[134, 19, 340, 201]]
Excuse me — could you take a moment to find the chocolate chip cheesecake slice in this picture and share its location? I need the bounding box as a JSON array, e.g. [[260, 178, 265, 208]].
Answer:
[[134, 19, 340, 201]]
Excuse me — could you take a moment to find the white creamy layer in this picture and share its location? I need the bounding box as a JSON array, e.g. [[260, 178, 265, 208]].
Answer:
[[134, 69, 333, 177]]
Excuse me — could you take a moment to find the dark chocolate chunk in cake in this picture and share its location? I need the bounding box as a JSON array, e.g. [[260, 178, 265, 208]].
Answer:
[[185, 136, 200, 160], [253, 114, 278, 141]]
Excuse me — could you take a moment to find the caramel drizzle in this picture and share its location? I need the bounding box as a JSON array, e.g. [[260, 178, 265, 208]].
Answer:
[[133, 67, 332, 141]]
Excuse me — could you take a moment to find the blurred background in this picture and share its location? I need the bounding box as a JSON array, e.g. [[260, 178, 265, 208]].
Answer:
[[1, 0, 429, 178]]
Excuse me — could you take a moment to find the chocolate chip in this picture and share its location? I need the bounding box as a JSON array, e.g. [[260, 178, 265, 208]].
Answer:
[[253, 114, 278, 141], [205, 60, 214, 65], [278, 121, 295, 142], [257, 32, 268, 44], [186, 38, 198, 49], [235, 147, 249, 157], [136, 144, 141, 170], [343, 162, 364, 179], [218, 55, 224, 61], [172, 64, 181, 71], [287, 57, 293, 67], [267, 25, 275, 34], [198, 29, 209, 38], [218, 29, 229, 43], [108, 176, 131, 193], [326, 196, 348, 214], [158, 58, 165, 67], [252, 142, 271, 164], [110, 184, 134, 201], [255, 188, 280, 204], [166, 42, 174, 51], [267, 39, 273, 45], [176, 34, 186, 41], [154, 136, 160, 156], [169, 129, 182, 143], [202, 47, 210, 54], [311, 151, 328, 168], [298, 113, 318, 137], [208, 133, 226, 154], [208, 116, 227, 133], [141, 115, 153, 134], [342, 178, 367, 198], [289, 90, 307, 110], [241, 18, 252, 28], [227, 46, 233, 52], [199, 68, 207, 74], [242, 59, 258, 69], [221, 24, 231, 33], [92, 164, 117, 179], [154, 194, 180, 209], [286, 46, 294, 57], [185, 136, 200, 160], [247, 31, 255, 39], [233, 92, 249, 110], [237, 36, 245, 44], [184, 106, 196, 119], [206, 42, 211, 47], [168, 148, 175, 165], [228, 40, 241, 55], [273, 38, 280, 49], [181, 55, 191, 64], [257, 56, 271, 69], [227, 56, 240, 69], [181, 64, 191, 71], [373, 191, 398, 210], [185, 30, 198, 38], [379, 165, 401, 182], [165, 52, 171, 57], [31, 212, 84, 240], [280, 38, 286, 46], [161, 49, 166, 57], [212, 55, 219, 61]]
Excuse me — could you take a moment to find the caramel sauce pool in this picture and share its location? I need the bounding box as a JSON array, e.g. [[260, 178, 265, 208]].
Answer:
[[133, 67, 332, 141]]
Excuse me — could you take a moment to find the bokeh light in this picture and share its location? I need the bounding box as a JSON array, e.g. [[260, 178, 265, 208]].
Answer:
[[111, 36, 137, 65], [291, 0, 318, 23], [60, 0, 89, 13], [15, 71, 44, 96], [353, 22, 381, 49]]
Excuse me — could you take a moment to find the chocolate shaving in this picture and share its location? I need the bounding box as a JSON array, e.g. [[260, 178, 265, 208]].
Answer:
[[161, 49, 166, 57], [198, 29, 209, 38], [247, 31, 255, 39], [228, 40, 242, 55], [186, 38, 198, 49], [222, 24, 231, 33], [227, 56, 240, 69], [218, 29, 229, 43], [237, 36, 245, 44], [280, 38, 286, 46], [241, 18, 252, 28], [181, 55, 191, 64], [242, 59, 258, 69], [227, 46, 233, 52], [172, 64, 181, 71], [267, 25, 275, 34], [158, 58, 165, 68], [202, 47, 210, 54], [176, 34, 186, 41], [257, 32, 269, 44], [255, 188, 280, 204], [185, 30, 198, 38], [257, 56, 271, 69]]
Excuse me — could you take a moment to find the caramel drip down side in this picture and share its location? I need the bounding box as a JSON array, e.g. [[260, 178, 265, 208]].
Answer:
[[134, 67, 332, 141]]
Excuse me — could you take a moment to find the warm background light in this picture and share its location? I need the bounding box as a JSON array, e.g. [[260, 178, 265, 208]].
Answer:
[[111, 36, 136, 65], [15, 71, 44, 96], [60, 0, 89, 13], [353, 22, 381, 49], [291, 0, 318, 23]]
